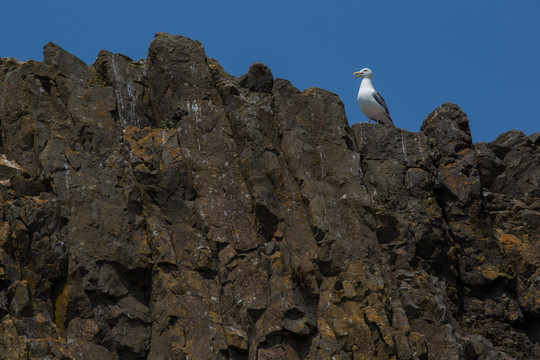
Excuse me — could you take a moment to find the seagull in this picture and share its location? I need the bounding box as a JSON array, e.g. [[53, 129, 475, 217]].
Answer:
[[353, 68, 393, 126]]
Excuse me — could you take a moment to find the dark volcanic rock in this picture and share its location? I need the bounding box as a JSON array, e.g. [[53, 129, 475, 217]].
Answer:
[[0, 33, 538, 359], [93, 50, 154, 128], [239, 62, 274, 93]]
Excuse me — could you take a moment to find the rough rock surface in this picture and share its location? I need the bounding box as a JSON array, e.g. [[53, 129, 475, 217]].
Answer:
[[0, 33, 538, 359]]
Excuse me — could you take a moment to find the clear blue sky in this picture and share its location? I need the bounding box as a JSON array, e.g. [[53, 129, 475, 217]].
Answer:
[[1, 1, 539, 143]]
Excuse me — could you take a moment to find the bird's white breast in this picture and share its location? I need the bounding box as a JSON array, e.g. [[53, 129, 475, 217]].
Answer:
[[357, 89, 382, 119]]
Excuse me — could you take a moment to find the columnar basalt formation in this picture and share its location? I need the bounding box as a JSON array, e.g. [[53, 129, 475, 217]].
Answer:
[[0, 33, 538, 359]]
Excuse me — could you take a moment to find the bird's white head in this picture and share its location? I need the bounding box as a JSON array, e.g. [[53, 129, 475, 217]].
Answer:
[[353, 68, 373, 79]]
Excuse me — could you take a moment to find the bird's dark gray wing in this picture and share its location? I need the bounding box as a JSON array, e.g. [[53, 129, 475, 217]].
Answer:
[[373, 92, 390, 115]]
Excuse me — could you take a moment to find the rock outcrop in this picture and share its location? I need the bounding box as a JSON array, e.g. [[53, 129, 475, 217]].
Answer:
[[0, 33, 538, 359]]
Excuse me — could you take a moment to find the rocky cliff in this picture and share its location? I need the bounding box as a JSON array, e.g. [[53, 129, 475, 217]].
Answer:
[[0, 33, 538, 359]]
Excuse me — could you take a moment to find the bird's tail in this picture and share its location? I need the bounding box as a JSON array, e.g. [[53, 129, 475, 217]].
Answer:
[[377, 113, 394, 126]]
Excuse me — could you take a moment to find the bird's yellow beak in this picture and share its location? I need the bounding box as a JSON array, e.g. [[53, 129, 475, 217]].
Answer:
[[353, 71, 362, 78]]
